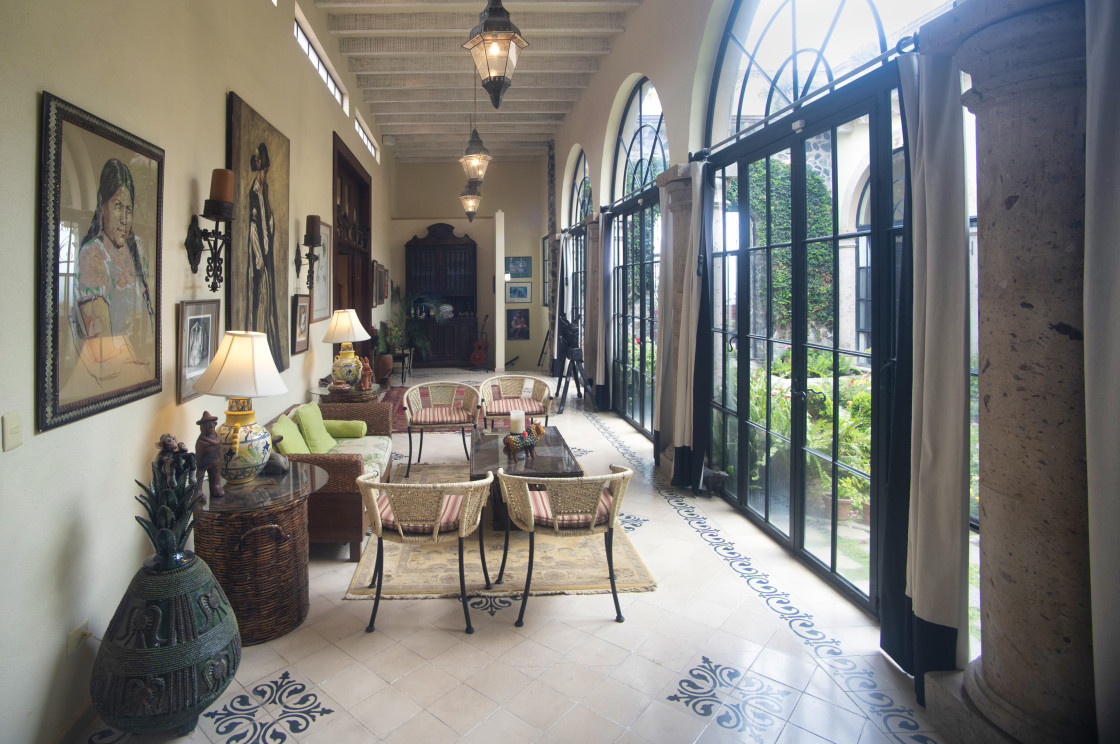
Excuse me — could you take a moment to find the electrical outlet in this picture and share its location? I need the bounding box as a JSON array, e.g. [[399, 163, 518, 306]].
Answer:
[[66, 620, 90, 656], [2, 410, 22, 451]]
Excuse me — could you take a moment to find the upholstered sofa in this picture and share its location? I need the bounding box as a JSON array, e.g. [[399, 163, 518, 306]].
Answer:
[[266, 401, 393, 561]]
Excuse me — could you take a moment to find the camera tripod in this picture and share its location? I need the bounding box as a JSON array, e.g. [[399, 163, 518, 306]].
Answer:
[[555, 347, 596, 413]]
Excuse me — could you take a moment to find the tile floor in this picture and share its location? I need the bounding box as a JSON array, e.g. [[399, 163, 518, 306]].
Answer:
[[77, 367, 944, 744]]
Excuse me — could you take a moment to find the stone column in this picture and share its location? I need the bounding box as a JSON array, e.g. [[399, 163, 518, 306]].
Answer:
[[922, 1, 1094, 742], [655, 164, 696, 472]]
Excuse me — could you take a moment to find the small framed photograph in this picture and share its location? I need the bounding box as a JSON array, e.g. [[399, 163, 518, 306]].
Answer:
[[507, 308, 530, 340], [541, 235, 551, 307], [371, 260, 381, 307], [505, 255, 532, 278], [291, 294, 310, 354], [178, 299, 220, 403], [506, 282, 532, 303], [310, 220, 332, 322]]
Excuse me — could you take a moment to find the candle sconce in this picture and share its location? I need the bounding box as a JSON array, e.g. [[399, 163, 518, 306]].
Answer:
[[185, 169, 234, 293], [294, 215, 321, 292]]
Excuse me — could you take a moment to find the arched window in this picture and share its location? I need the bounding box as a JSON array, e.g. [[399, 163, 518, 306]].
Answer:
[[566, 150, 591, 349], [612, 78, 668, 203], [610, 78, 667, 435]]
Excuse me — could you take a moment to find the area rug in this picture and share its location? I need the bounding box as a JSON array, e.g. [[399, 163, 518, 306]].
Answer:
[[345, 465, 656, 600]]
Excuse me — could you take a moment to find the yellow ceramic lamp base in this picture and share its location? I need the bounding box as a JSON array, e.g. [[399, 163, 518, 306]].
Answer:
[[217, 397, 273, 485], [331, 342, 363, 386]]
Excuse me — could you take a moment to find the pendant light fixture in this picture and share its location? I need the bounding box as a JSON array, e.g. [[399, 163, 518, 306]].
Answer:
[[460, 179, 482, 223], [460, 80, 492, 182], [463, 0, 528, 109]]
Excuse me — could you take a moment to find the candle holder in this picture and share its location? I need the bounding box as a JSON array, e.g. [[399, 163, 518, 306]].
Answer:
[[185, 169, 234, 293], [294, 215, 322, 292]]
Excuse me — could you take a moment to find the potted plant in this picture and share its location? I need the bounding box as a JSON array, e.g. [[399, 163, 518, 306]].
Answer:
[[90, 438, 240, 735], [838, 475, 865, 522]]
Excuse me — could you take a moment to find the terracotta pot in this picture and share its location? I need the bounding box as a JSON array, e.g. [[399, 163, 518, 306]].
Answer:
[[374, 354, 394, 386], [837, 497, 852, 521]]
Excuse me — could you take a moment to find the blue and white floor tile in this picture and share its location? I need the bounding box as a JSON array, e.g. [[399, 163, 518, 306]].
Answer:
[[78, 367, 942, 743]]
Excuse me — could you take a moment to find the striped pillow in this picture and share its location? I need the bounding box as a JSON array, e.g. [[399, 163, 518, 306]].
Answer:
[[528, 487, 613, 529], [376, 491, 463, 534], [487, 397, 547, 415], [412, 406, 475, 425]]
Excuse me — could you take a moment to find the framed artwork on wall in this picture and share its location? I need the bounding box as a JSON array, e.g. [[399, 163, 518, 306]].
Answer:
[[36, 92, 164, 430], [506, 282, 531, 303], [311, 220, 332, 322], [178, 299, 220, 403], [291, 294, 310, 354], [505, 256, 531, 278], [381, 265, 390, 306], [541, 235, 551, 307], [371, 260, 382, 306], [507, 308, 530, 340], [227, 92, 289, 372]]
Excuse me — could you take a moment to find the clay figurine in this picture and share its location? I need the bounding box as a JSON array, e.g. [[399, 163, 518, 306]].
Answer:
[[156, 434, 192, 487], [195, 411, 224, 500], [359, 356, 373, 391]]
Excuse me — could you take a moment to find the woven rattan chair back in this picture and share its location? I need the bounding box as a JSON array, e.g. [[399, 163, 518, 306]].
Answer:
[[478, 375, 554, 429], [355, 471, 494, 634], [496, 465, 633, 626], [401, 381, 481, 476]]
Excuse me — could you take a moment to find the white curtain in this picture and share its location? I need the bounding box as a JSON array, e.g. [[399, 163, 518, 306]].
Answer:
[[653, 178, 676, 440], [671, 162, 706, 456], [1085, 1, 1120, 739], [898, 53, 971, 668]]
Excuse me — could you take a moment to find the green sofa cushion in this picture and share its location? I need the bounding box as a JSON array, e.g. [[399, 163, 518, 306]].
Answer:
[[294, 403, 337, 454], [270, 413, 310, 455], [323, 419, 367, 438]]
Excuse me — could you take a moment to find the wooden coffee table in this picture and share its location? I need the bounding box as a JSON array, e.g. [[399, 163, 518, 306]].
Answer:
[[469, 426, 583, 581]]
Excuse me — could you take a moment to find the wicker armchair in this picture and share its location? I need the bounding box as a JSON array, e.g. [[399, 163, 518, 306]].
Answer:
[[478, 375, 554, 430], [495, 465, 634, 626], [355, 471, 495, 634], [269, 402, 392, 562], [402, 381, 481, 477]]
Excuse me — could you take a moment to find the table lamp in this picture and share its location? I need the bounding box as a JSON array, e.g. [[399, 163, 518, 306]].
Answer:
[[322, 309, 371, 386], [192, 330, 288, 485]]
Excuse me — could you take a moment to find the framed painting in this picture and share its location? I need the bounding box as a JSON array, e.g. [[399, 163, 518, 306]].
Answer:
[[37, 92, 163, 430], [177, 299, 220, 403], [541, 235, 551, 307], [311, 220, 332, 322], [507, 308, 530, 340], [505, 256, 532, 278], [506, 282, 531, 303], [227, 92, 290, 372], [380, 265, 390, 306], [291, 294, 310, 354], [371, 260, 382, 307]]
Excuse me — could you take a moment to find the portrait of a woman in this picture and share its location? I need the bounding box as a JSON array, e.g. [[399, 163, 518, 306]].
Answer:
[[68, 157, 155, 384]]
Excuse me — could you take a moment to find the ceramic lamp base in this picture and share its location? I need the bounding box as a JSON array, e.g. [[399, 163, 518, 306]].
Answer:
[[217, 397, 272, 485], [331, 343, 363, 386]]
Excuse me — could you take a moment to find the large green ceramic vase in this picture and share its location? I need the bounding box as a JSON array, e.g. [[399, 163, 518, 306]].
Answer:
[[89, 440, 240, 735], [90, 552, 241, 735]]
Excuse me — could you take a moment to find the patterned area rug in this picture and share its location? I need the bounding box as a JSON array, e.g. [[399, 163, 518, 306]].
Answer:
[[345, 464, 656, 600]]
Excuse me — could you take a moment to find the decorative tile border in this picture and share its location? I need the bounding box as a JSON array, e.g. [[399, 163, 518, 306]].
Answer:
[[580, 409, 942, 744], [202, 671, 334, 743], [666, 656, 788, 742], [617, 512, 649, 532], [470, 595, 514, 616]]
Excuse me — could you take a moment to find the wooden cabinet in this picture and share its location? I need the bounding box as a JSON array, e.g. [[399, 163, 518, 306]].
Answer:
[[405, 224, 479, 365]]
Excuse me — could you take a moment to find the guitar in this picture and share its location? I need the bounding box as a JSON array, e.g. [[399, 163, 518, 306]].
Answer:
[[469, 314, 489, 366]]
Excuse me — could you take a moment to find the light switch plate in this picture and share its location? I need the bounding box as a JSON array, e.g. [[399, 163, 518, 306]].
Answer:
[[2, 410, 23, 451]]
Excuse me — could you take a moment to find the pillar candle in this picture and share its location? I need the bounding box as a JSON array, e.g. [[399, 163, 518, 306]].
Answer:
[[510, 410, 525, 433], [209, 169, 234, 203], [306, 214, 320, 237]]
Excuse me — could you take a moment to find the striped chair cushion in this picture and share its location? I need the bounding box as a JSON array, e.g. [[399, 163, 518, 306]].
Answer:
[[487, 397, 547, 415], [377, 492, 463, 533], [528, 487, 613, 529], [412, 406, 475, 425]]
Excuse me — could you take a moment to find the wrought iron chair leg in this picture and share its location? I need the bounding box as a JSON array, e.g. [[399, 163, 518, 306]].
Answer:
[[605, 528, 624, 622], [480, 511, 492, 590], [366, 537, 385, 632], [515, 532, 535, 627], [460, 427, 470, 459], [496, 512, 510, 585], [406, 428, 414, 477], [459, 537, 474, 634], [418, 429, 425, 463]]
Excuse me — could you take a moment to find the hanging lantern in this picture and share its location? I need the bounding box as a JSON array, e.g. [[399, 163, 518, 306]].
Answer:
[[460, 179, 483, 222], [459, 129, 493, 182], [463, 0, 529, 109]]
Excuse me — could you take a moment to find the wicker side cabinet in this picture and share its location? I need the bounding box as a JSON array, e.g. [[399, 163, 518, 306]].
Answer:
[[193, 463, 328, 645]]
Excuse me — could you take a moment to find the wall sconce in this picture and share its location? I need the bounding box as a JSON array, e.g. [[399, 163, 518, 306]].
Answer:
[[185, 169, 234, 293], [294, 214, 321, 291]]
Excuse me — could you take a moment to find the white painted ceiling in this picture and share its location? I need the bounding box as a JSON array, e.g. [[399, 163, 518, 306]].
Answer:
[[317, 0, 642, 162]]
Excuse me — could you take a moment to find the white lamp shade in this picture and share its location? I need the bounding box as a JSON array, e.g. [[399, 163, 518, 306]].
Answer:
[[322, 309, 372, 344], [192, 331, 287, 398]]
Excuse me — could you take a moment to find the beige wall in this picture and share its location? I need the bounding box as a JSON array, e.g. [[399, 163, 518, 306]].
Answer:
[[392, 160, 549, 372], [0, 1, 390, 741]]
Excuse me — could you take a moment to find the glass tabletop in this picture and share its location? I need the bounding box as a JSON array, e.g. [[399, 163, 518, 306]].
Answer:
[[470, 426, 583, 479], [195, 462, 328, 513]]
